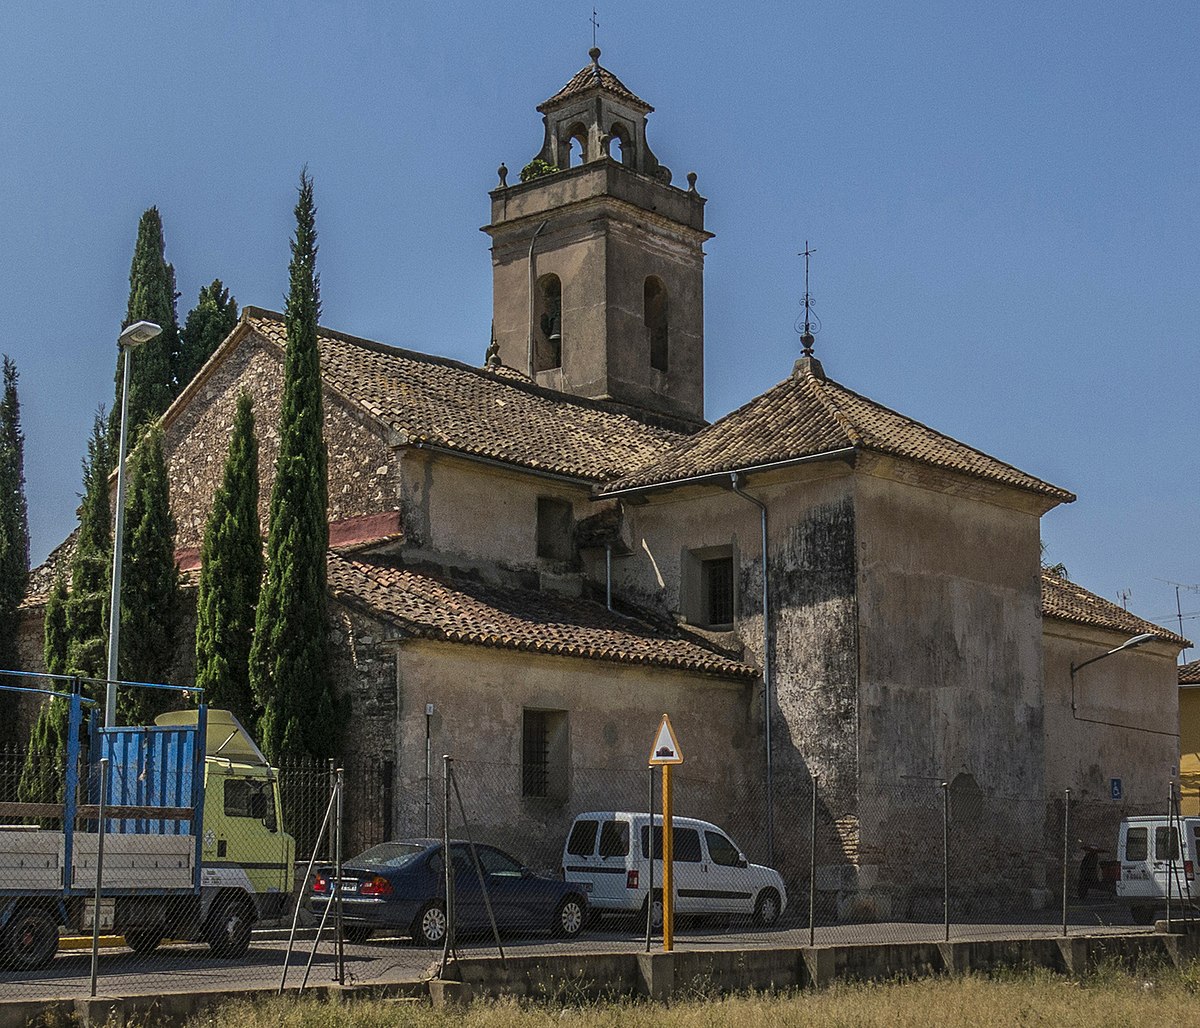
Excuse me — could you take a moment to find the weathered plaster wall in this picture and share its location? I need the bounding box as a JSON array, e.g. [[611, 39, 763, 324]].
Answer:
[[164, 332, 400, 549], [613, 462, 860, 882], [398, 449, 594, 588], [1043, 621, 1179, 846], [391, 640, 755, 872], [854, 466, 1046, 902]]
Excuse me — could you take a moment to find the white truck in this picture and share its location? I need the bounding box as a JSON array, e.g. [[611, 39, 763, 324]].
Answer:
[[1115, 814, 1200, 924]]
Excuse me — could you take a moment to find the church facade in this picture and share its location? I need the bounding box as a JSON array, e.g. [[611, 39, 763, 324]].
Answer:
[[22, 52, 1187, 915]]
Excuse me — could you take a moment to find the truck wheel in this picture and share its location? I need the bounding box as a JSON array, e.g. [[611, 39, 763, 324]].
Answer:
[[642, 891, 664, 931], [124, 929, 162, 954], [206, 896, 254, 958], [4, 907, 59, 970], [754, 888, 782, 927], [412, 900, 447, 946]]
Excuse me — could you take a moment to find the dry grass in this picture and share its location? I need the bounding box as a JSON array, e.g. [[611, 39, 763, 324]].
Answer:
[[194, 965, 1200, 1028]]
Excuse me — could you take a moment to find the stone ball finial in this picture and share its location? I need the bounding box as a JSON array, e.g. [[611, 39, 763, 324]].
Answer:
[[686, 171, 698, 194], [589, 46, 601, 64], [497, 163, 508, 188]]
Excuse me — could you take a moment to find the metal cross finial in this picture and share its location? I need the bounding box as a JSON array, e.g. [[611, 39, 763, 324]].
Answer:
[[798, 241, 817, 357], [591, 8, 600, 49]]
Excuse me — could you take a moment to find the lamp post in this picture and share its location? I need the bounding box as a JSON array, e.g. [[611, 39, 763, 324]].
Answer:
[[105, 320, 162, 727], [1070, 632, 1157, 715]]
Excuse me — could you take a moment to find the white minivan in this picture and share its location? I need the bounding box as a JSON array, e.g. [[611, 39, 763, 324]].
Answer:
[[561, 811, 786, 927], [1116, 815, 1200, 924]]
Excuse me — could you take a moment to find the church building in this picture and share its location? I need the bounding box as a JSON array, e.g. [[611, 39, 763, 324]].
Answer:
[[23, 51, 1187, 916]]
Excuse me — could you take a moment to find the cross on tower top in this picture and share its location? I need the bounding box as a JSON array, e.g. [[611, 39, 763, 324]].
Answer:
[[798, 241, 818, 358], [590, 8, 600, 49]]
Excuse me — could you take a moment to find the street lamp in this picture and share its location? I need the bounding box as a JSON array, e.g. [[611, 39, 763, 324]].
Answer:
[[1070, 632, 1157, 715], [105, 320, 162, 726]]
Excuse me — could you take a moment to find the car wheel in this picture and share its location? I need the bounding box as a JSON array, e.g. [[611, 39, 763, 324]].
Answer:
[[342, 926, 373, 945], [413, 900, 448, 946], [1130, 906, 1156, 926], [754, 888, 782, 927], [124, 929, 162, 954], [206, 895, 254, 958], [643, 891, 664, 931], [556, 896, 586, 938], [4, 907, 59, 970]]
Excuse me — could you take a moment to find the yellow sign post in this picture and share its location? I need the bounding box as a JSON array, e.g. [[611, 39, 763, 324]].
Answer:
[[648, 714, 683, 952]]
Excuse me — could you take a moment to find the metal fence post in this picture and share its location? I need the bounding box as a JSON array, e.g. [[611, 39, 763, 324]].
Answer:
[[89, 757, 109, 998], [439, 755, 455, 977], [942, 780, 950, 943], [645, 765, 654, 953], [335, 767, 345, 985], [1062, 787, 1070, 937], [1166, 780, 1173, 930], [809, 772, 817, 948]]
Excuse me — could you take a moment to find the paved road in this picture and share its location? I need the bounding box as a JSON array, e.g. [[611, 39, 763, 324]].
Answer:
[[0, 907, 1159, 1002]]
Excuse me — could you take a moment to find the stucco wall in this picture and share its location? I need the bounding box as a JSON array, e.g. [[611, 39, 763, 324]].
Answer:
[[391, 640, 754, 872], [855, 466, 1046, 898], [165, 331, 399, 549], [1043, 621, 1179, 847]]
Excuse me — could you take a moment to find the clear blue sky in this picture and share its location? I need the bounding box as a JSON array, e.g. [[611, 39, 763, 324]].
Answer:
[[2, 2, 1196, 649]]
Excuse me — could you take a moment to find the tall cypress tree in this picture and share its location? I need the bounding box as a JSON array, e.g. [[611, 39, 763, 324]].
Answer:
[[117, 427, 179, 723], [18, 577, 72, 802], [195, 392, 261, 728], [66, 411, 112, 680], [249, 170, 335, 759], [110, 207, 180, 456], [178, 280, 239, 392], [0, 357, 29, 670]]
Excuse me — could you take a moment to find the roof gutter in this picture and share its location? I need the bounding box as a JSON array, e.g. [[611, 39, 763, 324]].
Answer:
[[409, 440, 594, 487], [598, 446, 858, 500]]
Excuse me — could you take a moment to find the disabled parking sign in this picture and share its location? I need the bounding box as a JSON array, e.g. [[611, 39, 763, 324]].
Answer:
[[1110, 778, 1123, 801]]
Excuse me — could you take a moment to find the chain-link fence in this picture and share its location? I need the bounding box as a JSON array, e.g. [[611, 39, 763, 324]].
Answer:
[[1, 740, 1194, 1002]]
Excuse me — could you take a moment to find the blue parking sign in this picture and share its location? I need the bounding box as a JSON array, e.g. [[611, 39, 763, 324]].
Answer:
[[1110, 778, 1123, 801]]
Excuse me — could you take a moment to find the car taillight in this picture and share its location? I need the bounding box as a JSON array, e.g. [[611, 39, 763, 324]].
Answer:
[[627, 869, 639, 889], [360, 875, 393, 897], [312, 874, 330, 894], [1186, 861, 1195, 881]]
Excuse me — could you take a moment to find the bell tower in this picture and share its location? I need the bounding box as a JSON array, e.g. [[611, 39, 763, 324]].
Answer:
[[483, 49, 711, 428]]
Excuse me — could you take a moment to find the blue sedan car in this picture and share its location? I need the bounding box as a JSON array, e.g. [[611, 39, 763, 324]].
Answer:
[[310, 839, 587, 946]]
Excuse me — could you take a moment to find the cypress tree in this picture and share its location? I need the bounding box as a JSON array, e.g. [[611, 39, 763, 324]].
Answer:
[[65, 411, 112, 680], [117, 427, 179, 722], [178, 280, 239, 391], [43, 576, 68, 675], [110, 207, 180, 456], [195, 392, 261, 728], [0, 357, 29, 670], [19, 577, 71, 803], [249, 170, 336, 759]]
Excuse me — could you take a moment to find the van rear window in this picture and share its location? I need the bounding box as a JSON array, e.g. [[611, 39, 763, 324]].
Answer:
[[1125, 827, 1148, 861], [1155, 827, 1181, 861], [567, 820, 598, 857], [599, 821, 629, 857]]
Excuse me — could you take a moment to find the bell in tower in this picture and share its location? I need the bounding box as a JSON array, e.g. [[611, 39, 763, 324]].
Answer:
[[483, 48, 711, 429]]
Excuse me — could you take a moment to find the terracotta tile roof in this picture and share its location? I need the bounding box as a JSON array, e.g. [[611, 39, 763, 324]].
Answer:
[[602, 358, 1075, 503], [1180, 659, 1200, 685], [327, 552, 758, 680], [243, 308, 683, 483], [1041, 569, 1190, 648], [538, 55, 653, 114]]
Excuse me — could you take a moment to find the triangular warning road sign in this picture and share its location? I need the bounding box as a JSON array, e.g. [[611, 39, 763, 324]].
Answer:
[[648, 714, 683, 765]]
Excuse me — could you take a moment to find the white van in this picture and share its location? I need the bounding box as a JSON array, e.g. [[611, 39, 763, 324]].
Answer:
[[561, 811, 786, 927], [1116, 815, 1200, 924]]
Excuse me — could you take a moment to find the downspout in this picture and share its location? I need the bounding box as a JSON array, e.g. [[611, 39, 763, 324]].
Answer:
[[730, 471, 773, 864], [605, 542, 613, 611], [527, 221, 548, 378]]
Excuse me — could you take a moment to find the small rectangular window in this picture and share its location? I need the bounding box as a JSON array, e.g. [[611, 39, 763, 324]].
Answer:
[[537, 497, 574, 562], [703, 556, 734, 626], [522, 710, 549, 798], [567, 819, 599, 857], [599, 820, 630, 858], [1126, 827, 1148, 861]]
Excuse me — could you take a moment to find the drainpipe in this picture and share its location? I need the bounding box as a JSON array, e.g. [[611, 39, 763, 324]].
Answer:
[[527, 221, 548, 378], [730, 471, 773, 864], [605, 542, 613, 611]]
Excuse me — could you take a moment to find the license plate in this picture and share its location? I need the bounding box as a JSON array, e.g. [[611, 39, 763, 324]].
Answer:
[[336, 880, 359, 893]]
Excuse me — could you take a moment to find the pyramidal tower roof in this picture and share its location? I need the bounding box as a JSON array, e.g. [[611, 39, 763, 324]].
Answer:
[[538, 47, 653, 114]]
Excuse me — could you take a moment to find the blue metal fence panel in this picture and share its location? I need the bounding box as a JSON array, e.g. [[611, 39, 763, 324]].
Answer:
[[98, 724, 201, 836]]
